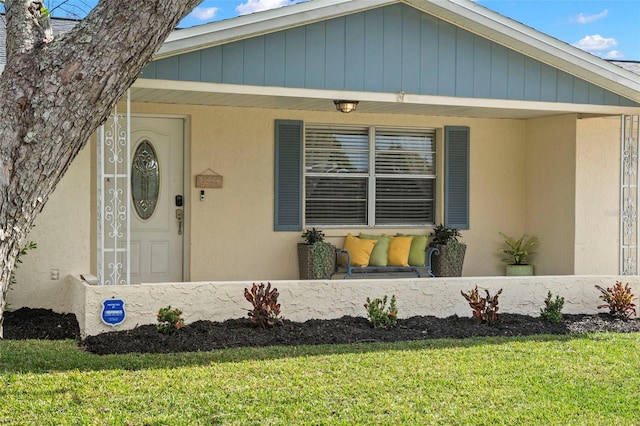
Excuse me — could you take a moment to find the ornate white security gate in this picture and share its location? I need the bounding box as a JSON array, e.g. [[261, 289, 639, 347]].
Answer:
[[620, 115, 640, 275], [97, 91, 131, 285]]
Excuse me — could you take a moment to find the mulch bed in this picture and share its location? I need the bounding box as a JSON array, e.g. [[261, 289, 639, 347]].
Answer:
[[3, 307, 640, 355]]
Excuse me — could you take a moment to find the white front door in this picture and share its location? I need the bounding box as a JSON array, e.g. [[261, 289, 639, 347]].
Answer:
[[130, 117, 184, 283]]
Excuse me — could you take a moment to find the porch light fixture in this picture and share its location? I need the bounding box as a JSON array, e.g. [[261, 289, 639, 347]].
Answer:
[[334, 100, 359, 113]]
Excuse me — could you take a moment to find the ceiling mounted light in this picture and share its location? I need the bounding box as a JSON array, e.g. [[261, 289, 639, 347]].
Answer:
[[334, 100, 359, 113]]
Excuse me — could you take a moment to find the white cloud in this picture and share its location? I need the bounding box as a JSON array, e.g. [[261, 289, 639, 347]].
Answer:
[[573, 34, 618, 52], [190, 6, 219, 20], [236, 0, 297, 16], [603, 50, 624, 59], [571, 9, 608, 24]]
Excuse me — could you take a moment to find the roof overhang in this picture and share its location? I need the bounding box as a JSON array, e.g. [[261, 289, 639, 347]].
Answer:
[[131, 79, 640, 119], [156, 0, 640, 105]]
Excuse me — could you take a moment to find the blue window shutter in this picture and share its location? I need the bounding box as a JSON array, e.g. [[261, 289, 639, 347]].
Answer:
[[444, 126, 470, 230], [274, 120, 303, 231]]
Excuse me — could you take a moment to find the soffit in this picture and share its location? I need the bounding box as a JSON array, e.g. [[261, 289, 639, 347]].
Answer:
[[130, 83, 639, 120]]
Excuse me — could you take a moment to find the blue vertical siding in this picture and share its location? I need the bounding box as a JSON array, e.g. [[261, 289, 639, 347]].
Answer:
[[325, 17, 346, 89], [344, 13, 365, 91], [144, 3, 638, 107]]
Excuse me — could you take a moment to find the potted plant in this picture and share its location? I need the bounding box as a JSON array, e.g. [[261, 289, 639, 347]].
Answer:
[[298, 228, 336, 279], [498, 232, 539, 276], [429, 224, 466, 277]]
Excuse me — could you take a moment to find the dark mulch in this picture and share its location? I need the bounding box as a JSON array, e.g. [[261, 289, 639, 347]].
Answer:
[[3, 308, 80, 340], [3, 308, 640, 355]]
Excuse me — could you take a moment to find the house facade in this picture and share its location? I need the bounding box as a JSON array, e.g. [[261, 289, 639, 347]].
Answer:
[[7, 0, 640, 316]]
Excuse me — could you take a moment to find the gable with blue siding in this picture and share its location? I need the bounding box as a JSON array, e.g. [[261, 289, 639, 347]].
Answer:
[[142, 3, 637, 107]]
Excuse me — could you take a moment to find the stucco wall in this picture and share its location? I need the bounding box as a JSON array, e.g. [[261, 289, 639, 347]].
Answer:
[[130, 103, 528, 280], [575, 116, 621, 274], [13, 105, 628, 317], [8, 146, 92, 312], [525, 115, 577, 275], [73, 275, 640, 337]]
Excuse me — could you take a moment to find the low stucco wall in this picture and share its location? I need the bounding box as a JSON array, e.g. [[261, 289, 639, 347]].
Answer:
[[70, 275, 640, 338]]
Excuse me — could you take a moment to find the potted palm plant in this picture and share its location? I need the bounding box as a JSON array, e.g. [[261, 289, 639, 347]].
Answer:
[[498, 232, 539, 276], [298, 228, 336, 279], [429, 224, 466, 277]]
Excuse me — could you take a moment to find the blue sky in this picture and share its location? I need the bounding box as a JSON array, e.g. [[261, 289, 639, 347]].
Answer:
[[177, 0, 640, 61]]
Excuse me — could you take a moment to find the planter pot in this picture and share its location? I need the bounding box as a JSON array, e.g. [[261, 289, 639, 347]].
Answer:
[[430, 243, 466, 277], [505, 264, 534, 276], [297, 243, 336, 280]]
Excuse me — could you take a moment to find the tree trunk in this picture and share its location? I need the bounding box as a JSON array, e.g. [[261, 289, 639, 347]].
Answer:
[[0, 0, 202, 338]]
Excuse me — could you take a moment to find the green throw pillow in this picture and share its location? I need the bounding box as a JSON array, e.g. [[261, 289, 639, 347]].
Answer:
[[406, 234, 428, 266], [359, 233, 390, 266]]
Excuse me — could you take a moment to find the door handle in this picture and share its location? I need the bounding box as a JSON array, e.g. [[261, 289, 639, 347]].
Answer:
[[175, 209, 183, 235]]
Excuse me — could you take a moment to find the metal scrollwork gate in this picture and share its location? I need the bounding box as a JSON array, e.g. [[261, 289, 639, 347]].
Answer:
[[97, 91, 131, 285], [620, 115, 640, 275]]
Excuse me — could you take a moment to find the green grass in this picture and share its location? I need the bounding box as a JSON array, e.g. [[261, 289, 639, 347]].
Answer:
[[1, 333, 639, 425]]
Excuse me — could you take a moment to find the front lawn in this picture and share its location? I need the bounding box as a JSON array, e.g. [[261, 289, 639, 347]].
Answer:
[[1, 333, 639, 425]]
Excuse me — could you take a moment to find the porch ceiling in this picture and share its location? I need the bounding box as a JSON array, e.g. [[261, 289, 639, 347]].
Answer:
[[130, 84, 636, 120]]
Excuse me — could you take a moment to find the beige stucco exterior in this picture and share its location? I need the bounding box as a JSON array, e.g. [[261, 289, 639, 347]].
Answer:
[[9, 146, 92, 313], [7, 102, 629, 314], [133, 102, 530, 280], [71, 274, 640, 337], [575, 116, 621, 274]]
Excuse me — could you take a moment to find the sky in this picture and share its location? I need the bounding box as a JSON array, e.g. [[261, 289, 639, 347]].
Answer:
[[176, 0, 640, 61]]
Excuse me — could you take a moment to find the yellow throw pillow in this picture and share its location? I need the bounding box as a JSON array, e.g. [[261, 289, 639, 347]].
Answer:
[[343, 233, 377, 267], [388, 236, 413, 267]]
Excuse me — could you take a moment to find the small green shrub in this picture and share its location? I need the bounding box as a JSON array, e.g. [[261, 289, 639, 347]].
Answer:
[[156, 306, 184, 334], [540, 291, 565, 323], [301, 228, 325, 245], [364, 295, 398, 329], [461, 286, 502, 325], [244, 282, 283, 328], [595, 281, 637, 320]]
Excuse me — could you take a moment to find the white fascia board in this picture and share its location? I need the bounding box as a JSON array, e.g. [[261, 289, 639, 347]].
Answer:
[[132, 78, 640, 116], [405, 0, 640, 102], [157, 0, 394, 59]]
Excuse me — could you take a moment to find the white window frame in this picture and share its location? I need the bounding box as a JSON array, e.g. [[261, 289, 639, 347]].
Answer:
[[303, 123, 436, 228]]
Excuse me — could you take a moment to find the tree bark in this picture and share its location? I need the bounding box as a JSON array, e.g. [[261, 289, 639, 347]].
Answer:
[[0, 0, 202, 337]]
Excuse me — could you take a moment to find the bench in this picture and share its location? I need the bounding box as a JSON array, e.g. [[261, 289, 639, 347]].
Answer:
[[331, 246, 439, 279]]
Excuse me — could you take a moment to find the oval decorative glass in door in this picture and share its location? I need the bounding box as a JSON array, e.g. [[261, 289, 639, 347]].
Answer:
[[131, 140, 160, 220]]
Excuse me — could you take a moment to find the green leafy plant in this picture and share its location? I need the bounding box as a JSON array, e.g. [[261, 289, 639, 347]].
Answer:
[[302, 228, 325, 245], [244, 282, 283, 328], [498, 232, 539, 265], [364, 295, 398, 329], [430, 224, 461, 245], [461, 286, 502, 325], [540, 291, 565, 323], [595, 281, 637, 320], [156, 306, 184, 334]]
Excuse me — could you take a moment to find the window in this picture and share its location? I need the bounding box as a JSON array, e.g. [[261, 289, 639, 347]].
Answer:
[[274, 120, 468, 232], [304, 124, 436, 227]]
